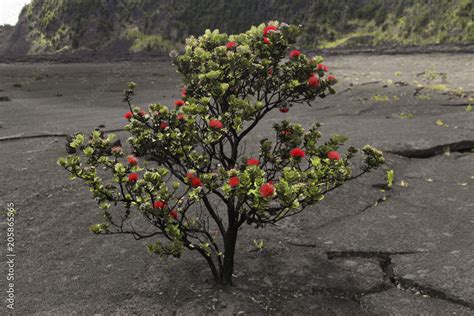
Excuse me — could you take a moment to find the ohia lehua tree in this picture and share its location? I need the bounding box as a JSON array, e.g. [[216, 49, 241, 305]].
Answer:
[[58, 22, 384, 286]]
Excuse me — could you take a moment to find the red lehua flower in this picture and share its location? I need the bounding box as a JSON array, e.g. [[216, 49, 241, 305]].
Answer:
[[128, 173, 139, 182], [127, 155, 138, 166], [263, 37, 271, 45], [124, 111, 133, 120], [160, 121, 169, 129], [289, 50, 301, 59], [209, 119, 224, 129], [280, 130, 290, 136], [327, 151, 341, 161], [308, 74, 320, 88], [169, 209, 178, 220], [263, 25, 278, 36], [175, 100, 185, 107], [228, 176, 240, 188], [260, 182, 275, 198], [191, 177, 203, 188], [327, 74, 337, 83], [181, 87, 187, 98], [111, 146, 122, 154], [317, 64, 329, 72], [186, 171, 195, 180], [176, 113, 185, 120], [290, 148, 305, 158], [226, 41, 237, 49], [138, 109, 146, 117], [246, 158, 260, 166], [279, 106, 289, 113], [153, 200, 166, 209]]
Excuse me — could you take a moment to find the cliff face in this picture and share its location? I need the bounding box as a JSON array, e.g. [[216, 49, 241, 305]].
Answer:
[[1, 0, 473, 56]]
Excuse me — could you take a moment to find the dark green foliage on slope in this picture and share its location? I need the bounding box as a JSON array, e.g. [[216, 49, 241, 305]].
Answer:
[[9, 0, 474, 54]]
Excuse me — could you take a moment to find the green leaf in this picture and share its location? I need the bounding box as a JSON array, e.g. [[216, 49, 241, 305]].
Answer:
[[89, 223, 108, 234], [128, 82, 137, 90]]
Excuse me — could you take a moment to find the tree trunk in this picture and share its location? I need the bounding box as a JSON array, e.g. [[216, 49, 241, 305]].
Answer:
[[221, 226, 238, 286]]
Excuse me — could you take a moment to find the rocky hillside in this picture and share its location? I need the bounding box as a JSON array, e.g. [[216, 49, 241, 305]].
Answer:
[[1, 0, 473, 56]]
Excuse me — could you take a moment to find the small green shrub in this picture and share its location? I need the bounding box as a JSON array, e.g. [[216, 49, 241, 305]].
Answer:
[[58, 22, 384, 286]]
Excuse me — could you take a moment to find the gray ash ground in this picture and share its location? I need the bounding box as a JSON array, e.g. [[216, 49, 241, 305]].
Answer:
[[0, 53, 473, 314]]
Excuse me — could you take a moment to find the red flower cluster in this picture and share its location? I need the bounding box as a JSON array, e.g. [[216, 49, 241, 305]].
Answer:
[[317, 64, 329, 72], [138, 109, 146, 117], [124, 111, 133, 120], [209, 119, 224, 129], [111, 146, 122, 155], [181, 87, 187, 98], [289, 50, 301, 59], [169, 209, 178, 220], [327, 151, 341, 161], [186, 171, 203, 188], [128, 173, 139, 182], [246, 158, 260, 166], [290, 148, 305, 158], [176, 113, 185, 120], [228, 176, 240, 188], [260, 182, 275, 198], [262, 24, 277, 45], [280, 130, 290, 136], [175, 100, 185, 107], [127, 155, 138, 166], [308, 74, 320, 88], [226, 41, 237, 49], [191, 176, 203, 188], [263, 25, 277, 36], [279, 106, 289, 113], [160, 121, 169, 129], [153, 200, 166, 209], [327, 74, 337, 84]]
